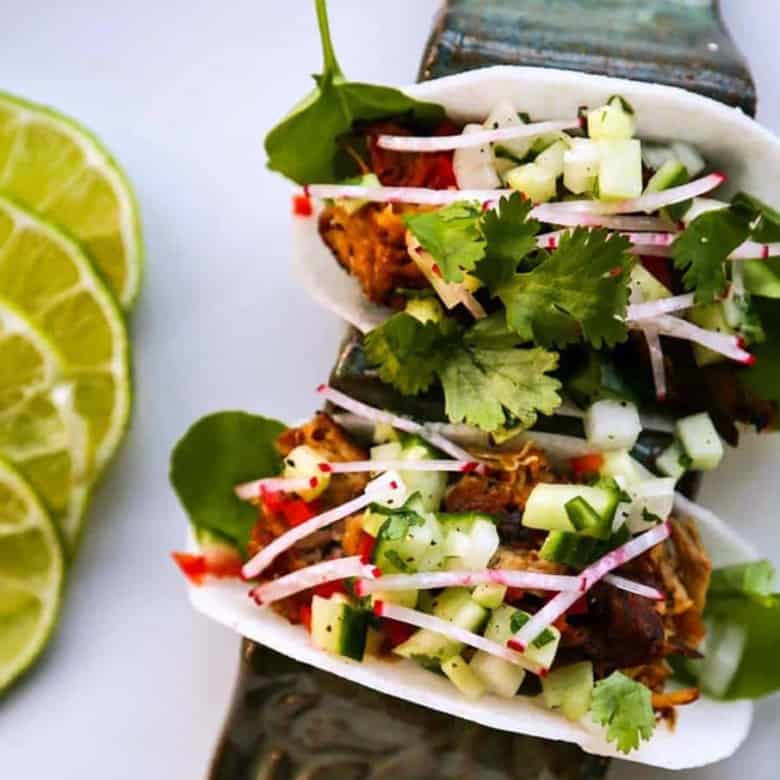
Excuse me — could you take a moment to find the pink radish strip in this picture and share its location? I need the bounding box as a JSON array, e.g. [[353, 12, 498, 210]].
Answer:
[[730, 241, 779, 260], [321, 459, 480, 475], [374, 600, 546, 675], [241, 472, 406, 579], [549, 173, 725, 216], [461, 289, 487, 319], [641, 326, 668, 401], [603, 574, 664, 601], [508, 521, 671, 652], [537, 230, 677, 252], [627, 293, 696, 321], [531, 206, 671, 232], [318, 385, 483, 465], [250, 557, 380, 605], [355, 569, 583, 597], [630, 244, 673, 258], [235, 476, 314, 501], [647, 314, 754, 364], [307, 184, 512, 207], [376, 120, 581, 153]]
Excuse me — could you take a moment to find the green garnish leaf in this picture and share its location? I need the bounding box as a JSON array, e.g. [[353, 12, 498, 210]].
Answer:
[[741, 298, 780, 406], [590, 672, 656, 754], [170, 412, 286, 554], [732, 191, 780, 243], [475, 193, 541, 290], [264, 0, 444, 184], [672, 210, 751, 302], [498, 228, 634, 348], [404, 202, 485, 283], [709, 560, 776, 599]]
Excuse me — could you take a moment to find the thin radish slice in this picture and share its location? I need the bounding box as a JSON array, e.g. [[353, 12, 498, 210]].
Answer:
[[321, 459, 480, 475], [355, 569, 583, 597], [250, 557, 380, 605], [508, 521, 671, 652], [537, 230, 678, 253], [461, 290, 488, 319], [376, 120, 581, 153], [318, 385, 482, 464], [630, 245, 673, 258], [603, 574, 664, 601], [374, 600, 546, 676], [307, 184, 512, 207], [531, 206, 671, 232], [730, 261, 745, 298], [643, 314, 754, 364], [547, 173, 725, 216], [627, 293, 696, 321], [241, 472, 407, 579], [641, 325, 668, 401], [730, 241, 778, 260], [235, 476, 313, 501]]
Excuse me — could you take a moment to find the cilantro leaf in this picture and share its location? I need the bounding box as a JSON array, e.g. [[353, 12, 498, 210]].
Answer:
[[741, 297, 780, 405], [672, 209, 751, 302], [590, 672, 656, 754], [364, 312, 461, 395], [475, 193, 540, 290], [498, 228, 634, 348], [732, 191, 780, 243], [170, 412, 286, 554], [404, 202, 485, 283], [264, 0, 443, 184]]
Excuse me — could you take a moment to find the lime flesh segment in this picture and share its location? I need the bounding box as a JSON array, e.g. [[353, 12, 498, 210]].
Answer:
[[0, 301, 91, 546], [0, 457, 64, 693], [0, 197, 130, 548], [0, 91, 142, 310]]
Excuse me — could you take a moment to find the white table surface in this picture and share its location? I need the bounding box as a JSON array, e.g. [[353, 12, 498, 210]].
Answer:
[[1, 1, 778, 778]]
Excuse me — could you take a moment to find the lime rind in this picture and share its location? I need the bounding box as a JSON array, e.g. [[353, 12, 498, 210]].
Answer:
[[0, 90, 143, 310], [0, 455, 65, 694]]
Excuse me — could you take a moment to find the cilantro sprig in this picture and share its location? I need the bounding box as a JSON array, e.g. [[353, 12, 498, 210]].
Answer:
[[264, 0, 443, 184], [590, 672, 656, 754]]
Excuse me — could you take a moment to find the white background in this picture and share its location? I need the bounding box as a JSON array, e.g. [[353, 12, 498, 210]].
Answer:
[[1, 1, 778, 778]]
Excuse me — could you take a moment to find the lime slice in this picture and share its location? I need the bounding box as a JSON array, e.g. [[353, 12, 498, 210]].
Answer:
[[0, 301, 91, 544], [0, 456, 65, 694], [0, 195, 130, 547], [0, 91, 142, 310]]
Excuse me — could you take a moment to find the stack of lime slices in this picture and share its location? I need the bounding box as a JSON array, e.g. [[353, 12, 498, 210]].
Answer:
[[0, 93, 140, 693]]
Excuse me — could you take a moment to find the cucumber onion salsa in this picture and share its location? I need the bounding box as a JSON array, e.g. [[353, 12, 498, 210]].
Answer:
[[270, 0, 780, 445], [170, 386, 780, 756]]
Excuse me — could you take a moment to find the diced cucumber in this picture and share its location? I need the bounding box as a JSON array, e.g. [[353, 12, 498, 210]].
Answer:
[[598, 139, 643, 201], [453, 124, 501, 189], [364, 625, 385, 657], [688, 303, 734, 366], [439, 512, 500, 570], [398, 435, 448, 512], [531, 130, 570, 154], [361, 509, 387, 538], [523, 483, 619, 532], [587, 101, 635, 141], [539, 530, 599, 568], [645, 159, 689, 194], [676, 413, 724, 471], [626, 477, 675, 532], [469, 650, 525, 698], [629, 263, 672, 304], [642, 142, 677, 172], [394, 588, 488, 664], [472, 583, 507, 609], [370, 441, 403, 462], [310, 595, 369, 661], [373, 507, 444, 573], [282, 444, 330, 501], [335, 173, 381, 214], [535, 140, 569, 178], [508, 609, 562, 669], [505, 162, 557, 203], [370, 588, 419, 609], [442, 655, 486, 699], [563, 139, 601, 194], [373, 422, 398, 444], [541, 661, 594, 721], [565, 496, 611, 540], [599, 450, 643, 485], [655, 440, 690, 481], [671, 141, 706, 177], [404, 296, 444, 324], [483, 604, 519, 643], [484, 100, 535, 159], [417, 590, 436, 614], [584, 399, 642, 451]]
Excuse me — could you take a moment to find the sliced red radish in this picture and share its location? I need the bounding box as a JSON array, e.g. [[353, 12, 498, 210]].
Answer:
[[531, 206, 671, 232], [241, 472, 407, 579], [640, 325, 668, 401], [355, 569, 583, 597], [250, 556, 380, 605], [307, 184, 511, 207], [602, 574, 664, 601], [507, 521, 671, 652], [321, 459, 480, 475], [318, 385, 482, 465], [627, 293, 696, 321], [376, 120, 581, 153], [235, 476, 313, 501], [731, 240, 780, 260], [374, 600, 546, 675], [643, 314, 753, 364]]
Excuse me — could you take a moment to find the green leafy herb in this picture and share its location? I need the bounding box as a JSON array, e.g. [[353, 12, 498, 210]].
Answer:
[[498, 228, 634, 348], [732, 191, 780, 243], [709, 560, 776, 599], [364, 312, 561, 433], [264, 0, 443, 184], [475, 194, 540, 290], [741, 297, 780, 406], [672, 210, 751, 302], [590, 672, 656, 754], [743, 258, 780, 299], [404, 202, 485, 283], [641, 507, 662, 526], [509, 611, 556, 648], [170, 412, 286, 554]]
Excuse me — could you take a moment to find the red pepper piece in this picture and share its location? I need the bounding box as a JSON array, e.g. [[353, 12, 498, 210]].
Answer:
[[570, 453, 604, 478], [299, 604, 313, 633], [171, 552, 207, 586], [357, 532, 376, 564], [292, 193, 313, 217], [282, 499, 318, 527], [381, 618, 416, 648]]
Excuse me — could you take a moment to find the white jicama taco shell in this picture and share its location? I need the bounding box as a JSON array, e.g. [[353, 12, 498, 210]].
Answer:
[[185, 430, 756, 769], [291, 65, 780, 334]]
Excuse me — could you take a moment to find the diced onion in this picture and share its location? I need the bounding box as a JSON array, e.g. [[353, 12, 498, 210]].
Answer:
[[307, 184, 511, 206]]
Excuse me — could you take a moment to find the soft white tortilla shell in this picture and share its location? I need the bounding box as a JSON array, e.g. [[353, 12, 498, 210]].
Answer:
[[187, 471, 755, 769], [291, 64, 780, 333]]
